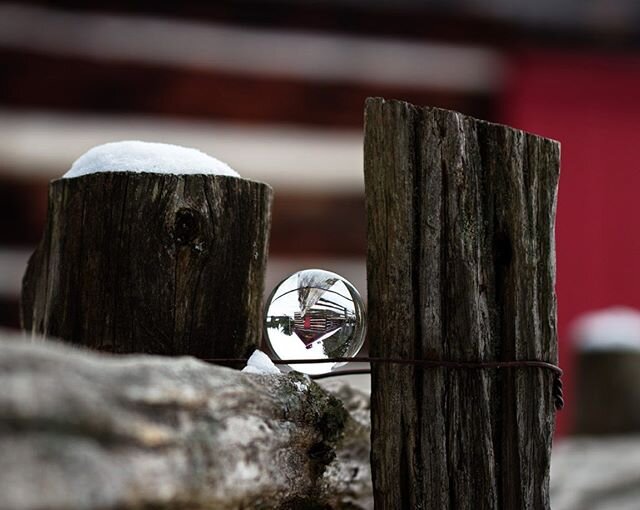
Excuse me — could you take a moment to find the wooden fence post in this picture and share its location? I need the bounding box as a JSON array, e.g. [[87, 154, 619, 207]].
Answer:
[[572, 308, 640, 434], [21, 172, 272, 361], [365, 98, 560, 509]]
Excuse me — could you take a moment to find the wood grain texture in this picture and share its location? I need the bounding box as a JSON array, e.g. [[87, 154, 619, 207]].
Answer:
[[364, 98, 560, 509], [21, 172, 272, 361], [0, 331, 371, 510]]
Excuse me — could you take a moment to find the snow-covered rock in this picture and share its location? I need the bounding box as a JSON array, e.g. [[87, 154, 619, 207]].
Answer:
[[63, 141, 240, 178]]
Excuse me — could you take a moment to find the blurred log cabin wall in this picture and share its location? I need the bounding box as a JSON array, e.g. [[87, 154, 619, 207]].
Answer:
[[2, 0, 640, 437]]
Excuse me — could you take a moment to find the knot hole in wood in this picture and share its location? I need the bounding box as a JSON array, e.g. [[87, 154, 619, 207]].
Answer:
[[173, 208, 201, 248]]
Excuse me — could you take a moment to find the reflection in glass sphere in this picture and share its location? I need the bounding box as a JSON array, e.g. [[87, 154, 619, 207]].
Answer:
[[264, 269, 366, 375]]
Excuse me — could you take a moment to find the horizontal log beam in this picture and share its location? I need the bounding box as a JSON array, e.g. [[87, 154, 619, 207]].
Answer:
[[0, 331, 371, 509]]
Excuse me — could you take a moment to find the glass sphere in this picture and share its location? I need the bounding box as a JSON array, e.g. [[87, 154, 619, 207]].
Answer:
[[264, 269, 366, 374]]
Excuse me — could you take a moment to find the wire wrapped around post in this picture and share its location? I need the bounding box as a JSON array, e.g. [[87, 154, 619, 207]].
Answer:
[[205, 355, 565, 411]]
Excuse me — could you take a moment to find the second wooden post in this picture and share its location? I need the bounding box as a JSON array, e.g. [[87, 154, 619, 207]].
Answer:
[[22, 168, 272, 362], [365, 98, 560, 509]]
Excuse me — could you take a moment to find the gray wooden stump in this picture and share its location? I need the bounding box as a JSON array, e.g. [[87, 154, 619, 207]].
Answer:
[[21, 172, 272, 361], [364, 98, 560, 509]]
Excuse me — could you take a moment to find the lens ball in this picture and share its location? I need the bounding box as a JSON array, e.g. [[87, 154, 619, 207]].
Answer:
[[264, 269, 366, 374]]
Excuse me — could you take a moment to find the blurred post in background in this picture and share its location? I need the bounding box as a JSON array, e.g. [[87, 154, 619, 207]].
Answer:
[[571, 307, 640, 435]]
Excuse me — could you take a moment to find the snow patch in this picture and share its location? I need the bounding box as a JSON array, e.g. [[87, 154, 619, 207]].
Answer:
[[572, 306, 640, 352], [242, 350, 281, 375], [292, 380, 308, 392], [63, 141, 240, 178]]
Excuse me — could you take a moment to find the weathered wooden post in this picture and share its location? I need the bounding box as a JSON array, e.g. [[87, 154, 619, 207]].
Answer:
[[21, 142, 272, 361], [365, 98, 560, 508]]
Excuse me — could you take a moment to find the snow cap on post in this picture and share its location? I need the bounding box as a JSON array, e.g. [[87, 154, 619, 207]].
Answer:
[[23, 139, 271, 363], [572, 306, 640, 352], [63, 140, 240, 178]]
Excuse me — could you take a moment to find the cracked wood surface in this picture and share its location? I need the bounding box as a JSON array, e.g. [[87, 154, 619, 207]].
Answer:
[[364, 98, 560, 509], [0, 331, 371, 510], [21, 173, 272, 362]]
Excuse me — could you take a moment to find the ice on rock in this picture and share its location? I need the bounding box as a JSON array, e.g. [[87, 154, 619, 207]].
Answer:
[[63, 141, 240, 179], [242, 350, 282, 375], [573, 306, 640, 352]]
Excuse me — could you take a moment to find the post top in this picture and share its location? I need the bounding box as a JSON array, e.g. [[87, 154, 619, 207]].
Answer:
[[63, 140, 240, 179], [365, 96, 561, 147]]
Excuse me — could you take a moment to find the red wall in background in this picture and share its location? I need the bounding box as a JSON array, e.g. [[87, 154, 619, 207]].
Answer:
[[502, 51, 640, 435]]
